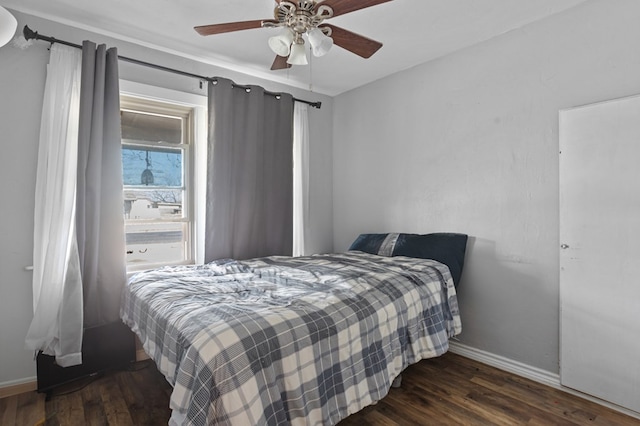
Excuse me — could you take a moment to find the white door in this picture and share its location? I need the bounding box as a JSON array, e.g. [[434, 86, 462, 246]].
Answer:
[[559, 94, 640, 414]]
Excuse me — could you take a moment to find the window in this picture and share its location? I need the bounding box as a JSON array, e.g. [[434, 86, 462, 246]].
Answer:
[[121, 96, 195, 270]]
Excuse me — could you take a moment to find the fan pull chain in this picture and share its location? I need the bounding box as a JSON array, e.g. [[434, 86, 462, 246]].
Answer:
[[308, 43, 314, 92]]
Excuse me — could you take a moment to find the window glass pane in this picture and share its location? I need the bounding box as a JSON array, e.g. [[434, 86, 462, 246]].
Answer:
[[125, 222, 185, 266], [121, 110, 182, 144], [124, 189, 183, 220], [121, 94, 193, 270], [122, 146, 182, 187]]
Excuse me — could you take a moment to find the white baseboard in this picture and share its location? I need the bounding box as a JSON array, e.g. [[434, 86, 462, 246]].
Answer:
[[0, 377, 37, 399], [448, 341, 560, 387], [447, 341, 640, 421]]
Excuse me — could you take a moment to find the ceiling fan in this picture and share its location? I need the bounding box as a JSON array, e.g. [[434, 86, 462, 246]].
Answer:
[[195, 0, 393, 70]]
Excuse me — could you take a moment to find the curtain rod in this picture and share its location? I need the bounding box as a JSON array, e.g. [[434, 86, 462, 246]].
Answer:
[[22, 25, 322, 109]]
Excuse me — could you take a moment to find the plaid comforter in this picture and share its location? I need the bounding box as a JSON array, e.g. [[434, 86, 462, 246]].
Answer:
[[120, 251, 462, 425]]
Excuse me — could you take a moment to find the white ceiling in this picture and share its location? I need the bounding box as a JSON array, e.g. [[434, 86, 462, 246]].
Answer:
[[4, 0, 587, 96]]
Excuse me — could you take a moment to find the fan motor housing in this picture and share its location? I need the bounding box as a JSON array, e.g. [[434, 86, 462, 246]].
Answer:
[[275, 1, 333, 35]]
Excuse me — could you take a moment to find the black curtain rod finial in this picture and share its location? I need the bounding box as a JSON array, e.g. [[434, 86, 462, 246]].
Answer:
[[23, 25, 38, 41]]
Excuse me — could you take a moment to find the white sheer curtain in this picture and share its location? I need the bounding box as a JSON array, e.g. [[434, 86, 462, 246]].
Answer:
[[25, 44, 84, 367], [293, 102, 310, 257]]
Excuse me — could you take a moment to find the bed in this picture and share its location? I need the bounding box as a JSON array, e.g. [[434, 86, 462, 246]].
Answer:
[[120, 233, 467, 425]]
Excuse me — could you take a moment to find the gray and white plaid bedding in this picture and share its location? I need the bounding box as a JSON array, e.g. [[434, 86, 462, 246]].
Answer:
[[120, 251, 462, 425]]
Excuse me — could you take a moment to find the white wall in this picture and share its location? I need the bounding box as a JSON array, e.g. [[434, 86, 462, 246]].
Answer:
[[0, 10, 333, 385], [333, 0, 640, 373]]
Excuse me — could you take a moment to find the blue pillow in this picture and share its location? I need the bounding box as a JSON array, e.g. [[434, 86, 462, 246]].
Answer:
[[349, 232, 468, 286]]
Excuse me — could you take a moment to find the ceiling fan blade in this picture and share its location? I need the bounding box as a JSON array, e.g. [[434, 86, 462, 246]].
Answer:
[[271, 55, 292, 70], [316, 0, 393, 18], [195, 19, 270, 36], [321, 24, 382, 58]]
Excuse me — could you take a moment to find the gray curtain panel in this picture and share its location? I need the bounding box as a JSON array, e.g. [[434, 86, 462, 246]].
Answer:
[[205, 78, 294, 262], [76, 41, 127, 327]]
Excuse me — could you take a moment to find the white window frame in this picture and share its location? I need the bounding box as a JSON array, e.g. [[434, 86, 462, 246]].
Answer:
[[120, 80, 207, 272]]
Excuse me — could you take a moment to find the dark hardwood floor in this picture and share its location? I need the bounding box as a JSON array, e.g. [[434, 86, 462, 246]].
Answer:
[[1, 352, 638, 425]]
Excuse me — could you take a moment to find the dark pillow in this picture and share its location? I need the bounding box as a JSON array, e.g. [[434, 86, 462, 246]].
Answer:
[[348, 233, 396, 256], [349, 232, 468, 286], [393, 233, 468, 286]]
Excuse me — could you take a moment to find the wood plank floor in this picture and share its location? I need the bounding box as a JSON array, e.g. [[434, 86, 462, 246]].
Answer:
[[1, 352, 638, 425]]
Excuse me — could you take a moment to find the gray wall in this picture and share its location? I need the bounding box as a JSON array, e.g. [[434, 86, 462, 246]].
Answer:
[[332, 0, 640, 373], [0, 10, 333, 385]]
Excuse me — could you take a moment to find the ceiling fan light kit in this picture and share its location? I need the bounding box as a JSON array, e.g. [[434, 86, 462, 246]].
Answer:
[[287, 40, 309, 65], [268, 28, 295, 56], [194, 0, 392, 70], [307, 27, 333, 57]]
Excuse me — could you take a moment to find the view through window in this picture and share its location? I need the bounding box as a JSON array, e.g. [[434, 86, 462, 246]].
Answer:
[[121, 96, 194, 269]]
